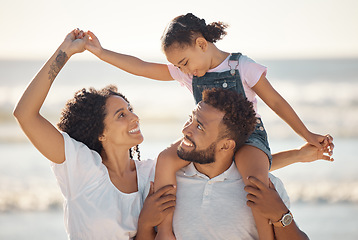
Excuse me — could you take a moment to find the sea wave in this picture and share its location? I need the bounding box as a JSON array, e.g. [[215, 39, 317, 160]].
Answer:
[[285, 181, 358, 203], [2, 81, 358, 109], [1, 180, 357, 212], [1, 59, 357, 138]]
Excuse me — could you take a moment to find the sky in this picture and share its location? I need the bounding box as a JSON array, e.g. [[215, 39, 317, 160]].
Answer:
[[0, 0, 357, 60]]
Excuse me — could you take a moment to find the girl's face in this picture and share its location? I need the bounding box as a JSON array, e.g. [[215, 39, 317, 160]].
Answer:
[[101, 95, 143, 149], [165, 39, 211, 77]]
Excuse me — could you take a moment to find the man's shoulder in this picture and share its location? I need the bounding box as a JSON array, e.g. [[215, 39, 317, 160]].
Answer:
[[268, 173, 290, 206], [177, 162, 194, 176], [268, 173, 284, 188]]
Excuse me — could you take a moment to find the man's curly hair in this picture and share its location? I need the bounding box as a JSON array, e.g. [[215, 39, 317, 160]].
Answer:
[[57, 85, 140, 159], [202, 88, 256, 152]]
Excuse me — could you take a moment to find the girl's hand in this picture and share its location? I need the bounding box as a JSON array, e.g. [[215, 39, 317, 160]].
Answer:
[[321, 134, 334, 155], [62, 29, 88, 57], [298, 141, 334, 163], [304, 132, 326, 150], [138, 182, 176, 230], [85, 30, 104, 57], [305, 132, 334, 156]]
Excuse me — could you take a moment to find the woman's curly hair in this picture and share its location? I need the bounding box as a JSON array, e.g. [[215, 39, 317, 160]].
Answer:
[[57, 85, 140, 159], [161, 13, 228, 52], [202, 88, 257, 152]]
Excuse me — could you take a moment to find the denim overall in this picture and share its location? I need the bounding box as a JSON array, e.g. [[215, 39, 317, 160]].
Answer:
[[192, 53, 272, 166]]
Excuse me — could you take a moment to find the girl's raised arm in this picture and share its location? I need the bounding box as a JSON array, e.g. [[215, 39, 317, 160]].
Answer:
[[13, 29, 87, 164], [85, 31, 173, 81], [252, 74, 328, 150]]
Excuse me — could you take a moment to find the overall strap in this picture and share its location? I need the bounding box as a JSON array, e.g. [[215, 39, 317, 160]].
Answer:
[[228, 53, 242, 76], [229, 52, 242, 61]]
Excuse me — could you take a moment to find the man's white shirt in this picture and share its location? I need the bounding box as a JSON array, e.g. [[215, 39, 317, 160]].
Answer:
[[172, 162, 290, 240]]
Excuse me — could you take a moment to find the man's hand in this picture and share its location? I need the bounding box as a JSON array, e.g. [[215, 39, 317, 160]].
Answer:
[[245, 177, 310, 240], [245, 176, 288, 223], [299, 134, 334, 163], [138, 182, 176, 231]]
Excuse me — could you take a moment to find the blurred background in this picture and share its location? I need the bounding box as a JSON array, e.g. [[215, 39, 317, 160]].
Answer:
[[1, 0, 358, 239]]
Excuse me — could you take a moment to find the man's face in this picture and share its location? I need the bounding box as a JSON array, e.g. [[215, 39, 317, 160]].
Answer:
[[177, 102, 225, 164]]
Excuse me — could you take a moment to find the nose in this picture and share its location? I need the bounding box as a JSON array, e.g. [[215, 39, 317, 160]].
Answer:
[[130, 111, 139, 123], [182, 119, 193, 136]]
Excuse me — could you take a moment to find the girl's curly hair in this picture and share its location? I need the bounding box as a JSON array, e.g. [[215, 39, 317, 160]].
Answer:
[[202, 88, 257, 152], [161, 13, 228, 52], [57, 85, 140, 159]]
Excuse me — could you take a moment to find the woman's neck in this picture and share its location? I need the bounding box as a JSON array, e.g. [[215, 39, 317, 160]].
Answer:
[[101, 146, 138, 193], [101, 146, 135, 176]]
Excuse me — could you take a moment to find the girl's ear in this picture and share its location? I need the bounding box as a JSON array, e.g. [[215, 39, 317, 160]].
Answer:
[[196, 37, 208, 52]]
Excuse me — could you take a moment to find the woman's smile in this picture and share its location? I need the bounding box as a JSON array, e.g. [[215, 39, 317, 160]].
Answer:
[[129, 125, 141, 134]]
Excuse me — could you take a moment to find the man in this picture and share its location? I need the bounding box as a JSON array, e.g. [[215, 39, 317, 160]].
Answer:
[[158, 88, 314, 239]]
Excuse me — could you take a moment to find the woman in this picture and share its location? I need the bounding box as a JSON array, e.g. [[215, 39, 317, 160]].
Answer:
[[13, 29, 175, 239]]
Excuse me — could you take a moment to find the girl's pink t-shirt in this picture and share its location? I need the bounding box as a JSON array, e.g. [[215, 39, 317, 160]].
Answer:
[[167, 54, 267, 116]]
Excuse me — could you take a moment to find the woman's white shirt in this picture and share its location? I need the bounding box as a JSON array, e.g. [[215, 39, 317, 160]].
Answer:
[[50, 132, 155, 240]]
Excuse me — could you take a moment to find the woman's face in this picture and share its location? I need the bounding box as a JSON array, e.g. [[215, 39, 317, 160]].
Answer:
[[101, 95, 143, 148]]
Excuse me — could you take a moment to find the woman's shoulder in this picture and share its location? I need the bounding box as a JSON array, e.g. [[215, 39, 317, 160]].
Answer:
[[58, 131, 102, 167], [61, 132, 98, 154], [135, 159, 156, 194], [135, 159, 156, 173]]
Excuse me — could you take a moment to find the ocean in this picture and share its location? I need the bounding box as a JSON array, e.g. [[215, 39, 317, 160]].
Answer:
[[0, 58, 358, 239]]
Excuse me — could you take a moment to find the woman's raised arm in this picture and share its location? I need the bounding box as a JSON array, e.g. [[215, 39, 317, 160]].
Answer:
[[13, 29, 87, 164]]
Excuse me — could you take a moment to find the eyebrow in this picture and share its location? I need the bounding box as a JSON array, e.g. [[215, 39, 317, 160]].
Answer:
[[177, 57, 186, 65], [113, 108, 124, 117], [192, 111, 206, 130]]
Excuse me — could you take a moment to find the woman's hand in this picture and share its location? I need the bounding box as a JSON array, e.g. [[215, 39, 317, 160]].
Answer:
[[85, 30, 104, 57], [61, 29, 88, 57], [138, 182, 176, 231]]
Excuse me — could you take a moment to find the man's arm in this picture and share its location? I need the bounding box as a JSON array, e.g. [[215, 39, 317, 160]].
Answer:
[[245, 177, 309, 240], [270, 137, 334, 171]]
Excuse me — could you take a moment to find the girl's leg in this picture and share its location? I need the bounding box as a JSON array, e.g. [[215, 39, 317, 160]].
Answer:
[[154, 140, 189, 240], [235, 145, 274, 240]]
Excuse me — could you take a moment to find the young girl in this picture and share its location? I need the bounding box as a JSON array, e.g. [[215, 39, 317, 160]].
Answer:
[[85, 13, 333, 239]]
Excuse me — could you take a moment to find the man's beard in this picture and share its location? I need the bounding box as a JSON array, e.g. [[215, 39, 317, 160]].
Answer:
[[177, 138, 217, 164]]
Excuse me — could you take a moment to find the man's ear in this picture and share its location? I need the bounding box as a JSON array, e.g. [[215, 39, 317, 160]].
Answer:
[[196, 37, 208, 52], [219, 139, 236, 152]]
